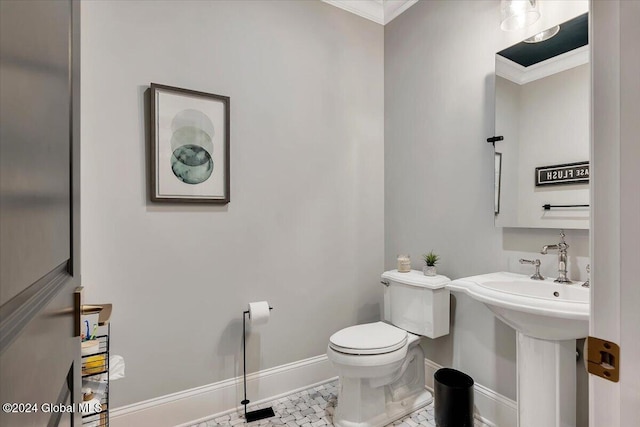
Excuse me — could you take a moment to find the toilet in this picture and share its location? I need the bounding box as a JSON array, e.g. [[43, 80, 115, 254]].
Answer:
[[327, 269, 450, 427]]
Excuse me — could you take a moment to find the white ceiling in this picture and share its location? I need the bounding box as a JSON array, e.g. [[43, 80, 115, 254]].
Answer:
[[321, 0, 419, 25]]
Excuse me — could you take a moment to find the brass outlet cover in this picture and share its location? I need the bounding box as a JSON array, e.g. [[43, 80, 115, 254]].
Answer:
[[586, 336, 620, 382]]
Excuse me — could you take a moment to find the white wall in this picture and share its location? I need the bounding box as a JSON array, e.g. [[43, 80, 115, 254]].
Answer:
[[384, 0, 589, 420], [81, 0, 384, 407]]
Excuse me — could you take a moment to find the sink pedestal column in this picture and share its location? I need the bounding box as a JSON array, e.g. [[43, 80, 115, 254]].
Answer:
[[517, 332, 576, 427]]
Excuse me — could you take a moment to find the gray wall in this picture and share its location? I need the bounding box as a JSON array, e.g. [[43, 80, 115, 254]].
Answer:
[[81, 0, 592, 419], [81, 0, 384, 406], [384, 0, 589, 415]]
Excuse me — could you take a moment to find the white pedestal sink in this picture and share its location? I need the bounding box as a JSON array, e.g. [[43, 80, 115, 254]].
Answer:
[[448, 272, 589, 427]]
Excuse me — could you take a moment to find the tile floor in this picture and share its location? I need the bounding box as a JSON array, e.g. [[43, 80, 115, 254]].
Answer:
[[189, 380, 479, 427]]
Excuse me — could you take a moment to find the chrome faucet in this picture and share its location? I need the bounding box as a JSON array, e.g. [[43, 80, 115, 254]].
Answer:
[[541, 230, 572, 284], [519, 258, 544, 280]]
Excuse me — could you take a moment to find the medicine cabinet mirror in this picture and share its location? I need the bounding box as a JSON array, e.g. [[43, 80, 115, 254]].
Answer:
[[493, 13, 589, 230]]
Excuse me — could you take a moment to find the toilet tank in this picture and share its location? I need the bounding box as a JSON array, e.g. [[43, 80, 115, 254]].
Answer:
[[381, 269, 450, 338]]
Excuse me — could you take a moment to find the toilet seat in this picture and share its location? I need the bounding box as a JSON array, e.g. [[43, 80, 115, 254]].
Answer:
[[329, 322, 408, 355]]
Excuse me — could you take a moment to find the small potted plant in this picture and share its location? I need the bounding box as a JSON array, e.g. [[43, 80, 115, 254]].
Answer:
[[422, 251, 439, 276]]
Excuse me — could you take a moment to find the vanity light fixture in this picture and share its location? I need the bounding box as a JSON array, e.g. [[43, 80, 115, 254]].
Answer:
[[524, 25, 560, 43], [500, 0, 540, 31]]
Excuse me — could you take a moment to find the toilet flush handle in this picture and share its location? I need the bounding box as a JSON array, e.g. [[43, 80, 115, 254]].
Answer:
[[380, 280, 390, 287]]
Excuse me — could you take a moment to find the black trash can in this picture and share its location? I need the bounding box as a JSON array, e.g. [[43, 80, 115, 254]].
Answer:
[[434, 368, 474, 427]]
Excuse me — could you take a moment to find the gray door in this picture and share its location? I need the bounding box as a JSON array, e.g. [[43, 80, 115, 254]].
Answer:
[[0, 0, 81, 426]]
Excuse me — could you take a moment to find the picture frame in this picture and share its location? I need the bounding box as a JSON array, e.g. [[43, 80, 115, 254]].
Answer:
[[150, 83, 230, 203], [495, 152, 502, 214]]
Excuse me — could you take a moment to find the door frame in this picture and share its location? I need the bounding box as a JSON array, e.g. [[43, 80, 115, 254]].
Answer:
[[590, 0, 640, 425]]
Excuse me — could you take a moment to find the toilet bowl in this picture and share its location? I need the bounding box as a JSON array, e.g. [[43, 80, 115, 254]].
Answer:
[[327, 322, 431, 427], [327, 270, 451, 427]]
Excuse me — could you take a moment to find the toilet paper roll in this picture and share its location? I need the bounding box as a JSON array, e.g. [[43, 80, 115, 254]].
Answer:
[[248, 301, 270, 325]]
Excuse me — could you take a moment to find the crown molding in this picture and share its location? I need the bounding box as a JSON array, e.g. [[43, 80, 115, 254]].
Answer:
[[322, 0, 419, 25], [383, 0, 419, 24], [496, 45, 589, 85]]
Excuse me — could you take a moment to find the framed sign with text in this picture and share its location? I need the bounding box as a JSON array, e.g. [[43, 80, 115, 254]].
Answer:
[[535, 161, 589, 187]]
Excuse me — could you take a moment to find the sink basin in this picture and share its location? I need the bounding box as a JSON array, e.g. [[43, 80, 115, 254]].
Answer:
[[448, 271, 591, 426], [448, 271, 589, 341]]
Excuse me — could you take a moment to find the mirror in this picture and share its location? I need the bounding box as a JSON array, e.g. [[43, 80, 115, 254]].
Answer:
[[494, 13, 589, 229]]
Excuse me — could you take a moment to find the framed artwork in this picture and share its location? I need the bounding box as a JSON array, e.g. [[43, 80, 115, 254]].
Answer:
[[495, 152, 502, 214], [150, 83, 230, 203]]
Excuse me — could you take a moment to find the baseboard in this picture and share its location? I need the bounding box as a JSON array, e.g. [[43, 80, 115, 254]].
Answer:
[[110, 355, 515, 427], [424, 359, 517, 427], [109, 355, 337, 427]]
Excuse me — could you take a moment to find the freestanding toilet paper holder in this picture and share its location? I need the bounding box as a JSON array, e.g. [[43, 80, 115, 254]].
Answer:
[[241, 305, 274, 422]]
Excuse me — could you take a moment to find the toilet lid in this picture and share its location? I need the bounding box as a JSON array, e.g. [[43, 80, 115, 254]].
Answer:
[[329, 322, 408, 355]]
